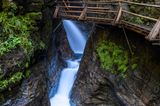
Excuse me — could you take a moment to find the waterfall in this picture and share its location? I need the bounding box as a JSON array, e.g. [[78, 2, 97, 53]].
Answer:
[[63, 20, 86, 54], [50, 20, 87, 106]]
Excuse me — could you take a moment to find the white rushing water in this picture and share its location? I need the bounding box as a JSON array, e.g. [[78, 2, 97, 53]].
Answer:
[[63, 20, 86, 54], [50, 20, 87, 106]]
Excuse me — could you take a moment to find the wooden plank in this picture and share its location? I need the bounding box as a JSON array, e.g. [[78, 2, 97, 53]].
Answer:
[[57, 0, 122, 4], [58, 6, 84, 9], [60, 14, 114, 22], [60, 14, 81, 18], [79, 6, 87, 20], [147, 18, 160, 40], [86, 17, 114, 21], [58, 6, 110, 10], [53, 6, 59, 18], [60, 10, 117, 13], [87, 9, 117, 13], [59, 10, 117, 15], [122, 10, 158, 22]]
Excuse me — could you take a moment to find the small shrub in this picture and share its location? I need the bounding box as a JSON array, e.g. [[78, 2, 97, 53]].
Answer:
[[96, 41, 130, 77]]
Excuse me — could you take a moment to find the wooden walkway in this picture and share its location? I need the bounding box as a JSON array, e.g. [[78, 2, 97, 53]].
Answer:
[[53, 0, 160, 45]]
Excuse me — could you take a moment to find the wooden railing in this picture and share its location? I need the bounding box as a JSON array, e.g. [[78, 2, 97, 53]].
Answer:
[[53, 0, 160, 44]]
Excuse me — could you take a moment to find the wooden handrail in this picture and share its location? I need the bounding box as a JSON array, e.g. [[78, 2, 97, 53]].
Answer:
[[123, 1, 160, 8], [60, 10, 117, 14], [57, 0, 122, 4], [54, 0, 160, 42], [58, 0, 160, 8], [60, 14, 114, 20], [58, 6, 110, 10], [122, 10, 158, 22]]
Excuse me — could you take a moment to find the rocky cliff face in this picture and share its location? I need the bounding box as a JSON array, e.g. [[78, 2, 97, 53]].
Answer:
[[0, 0, 57, 106], [71, 27, 160, 106]]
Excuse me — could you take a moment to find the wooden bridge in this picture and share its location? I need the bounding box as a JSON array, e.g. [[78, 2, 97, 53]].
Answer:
[[53, 0, 160, 45]]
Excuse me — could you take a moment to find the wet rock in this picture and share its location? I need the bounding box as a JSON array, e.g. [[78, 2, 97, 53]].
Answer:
[[56, 28, 74, 60], [0, 48, 26, 78], [0, 0, 57, 105], [2, 62, 49, 106], [71, 27, 160, 106]]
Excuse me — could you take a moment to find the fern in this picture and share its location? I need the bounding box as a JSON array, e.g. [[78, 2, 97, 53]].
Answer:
[[96, 41, 131, 78]]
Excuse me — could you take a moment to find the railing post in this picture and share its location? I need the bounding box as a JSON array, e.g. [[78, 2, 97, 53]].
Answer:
[[114, 0, 123, 24], [78, 5, 87, 20], [63, 0, 69, 10], [53, 6, 60, 18], [147, 17, 160, 40]]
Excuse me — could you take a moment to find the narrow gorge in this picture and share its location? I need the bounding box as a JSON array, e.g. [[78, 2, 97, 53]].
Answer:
[[0, 0, 160, 106]]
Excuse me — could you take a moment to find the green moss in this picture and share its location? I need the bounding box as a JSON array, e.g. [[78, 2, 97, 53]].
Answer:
[[0, 72, 23, 91], [0, 11, 37, 57], [0, 2, 44, 59], [0, 69, 31, 92], [0, 1, 44, 92], [96, 40, 136, 78]]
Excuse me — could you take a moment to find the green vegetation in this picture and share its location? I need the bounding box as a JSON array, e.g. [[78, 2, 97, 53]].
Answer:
[[96, 41, 137, 78], [124, 4, 160, 26], [124, 16, 145, 25], [0, 10, 41, 57], [0, 72, 23, 91], [0, 1, 44, 57], [0, 69, 31, 91], [0, 1, 44, 93]]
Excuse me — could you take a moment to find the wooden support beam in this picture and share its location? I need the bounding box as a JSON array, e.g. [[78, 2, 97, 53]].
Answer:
[[60, 14, 81, 18], [86, 17, 114, 20], [79, 6, 87, 20], [147, 18, 160, 40], [59, 10, 117, 14], [58, 6, 110, 10], [57, 0, 122, 4], [115, 1, 122, 24], [54, 0, 160, 41], [87, 9, 117, 13], [63, 0, 69, 10], [60, 10, 116, 13], [60, 14, 114, 22], [53, 6, 60, 18]]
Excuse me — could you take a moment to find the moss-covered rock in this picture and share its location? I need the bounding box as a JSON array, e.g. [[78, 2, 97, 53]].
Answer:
[[0, 0, 51, 105], [96, 41, 131, 78], [71, 26, 160, 106]]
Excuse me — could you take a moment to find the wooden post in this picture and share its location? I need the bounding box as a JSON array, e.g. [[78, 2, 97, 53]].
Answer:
[[53, 6, 59, 18], [147, 17, 160, 40], [114, 0, 123, 24], [63, 0, 69, 10], [78, 6, 87, 20]]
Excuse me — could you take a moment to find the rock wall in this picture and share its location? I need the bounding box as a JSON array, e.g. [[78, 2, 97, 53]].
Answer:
[[0, 0, 58, 106], [71, 26, 160, 106]]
